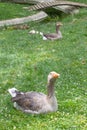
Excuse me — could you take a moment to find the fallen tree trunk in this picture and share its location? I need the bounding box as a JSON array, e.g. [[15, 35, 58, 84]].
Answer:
[[0, 11, 48, 27], [12, 0, 54, 4], [1, 0, 87, 14], [29, 1, 87, 11], [53, 5, 79, 14]]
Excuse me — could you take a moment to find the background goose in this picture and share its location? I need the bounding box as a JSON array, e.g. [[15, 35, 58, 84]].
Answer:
[[8, 71, 60, 114], [42, 22, 63, 40]]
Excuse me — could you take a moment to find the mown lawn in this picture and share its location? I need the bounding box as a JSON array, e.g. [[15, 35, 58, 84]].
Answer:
[[0, 2, 87, 130]]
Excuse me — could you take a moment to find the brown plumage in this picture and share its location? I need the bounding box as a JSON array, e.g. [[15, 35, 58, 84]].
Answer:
[[43, 22, 63, 40], [8, 71, 60, 114]]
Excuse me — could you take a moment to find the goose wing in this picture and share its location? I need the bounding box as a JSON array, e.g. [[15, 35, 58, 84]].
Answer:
[[12, 91, 46, 111], [44, 33, 58, 38], [43, 33, 60, 40]]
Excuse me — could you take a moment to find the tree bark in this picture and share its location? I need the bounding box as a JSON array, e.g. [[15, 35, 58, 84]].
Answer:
[[0, 0, 54, 4], [13, 0, 54, 4]]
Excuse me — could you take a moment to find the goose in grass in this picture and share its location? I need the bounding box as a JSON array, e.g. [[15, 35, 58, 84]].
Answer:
[[41, 22, 63, 40], [8, 71, 60, 114]]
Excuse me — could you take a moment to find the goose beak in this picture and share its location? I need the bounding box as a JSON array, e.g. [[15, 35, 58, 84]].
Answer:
[[53, 73, 60, 78]]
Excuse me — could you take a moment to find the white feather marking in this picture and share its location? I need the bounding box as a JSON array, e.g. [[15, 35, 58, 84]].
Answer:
[[8, 88, 18, 97], [43, 36, 47, 40], [40, 32, 43, 36], [29, 30, 36, 34]]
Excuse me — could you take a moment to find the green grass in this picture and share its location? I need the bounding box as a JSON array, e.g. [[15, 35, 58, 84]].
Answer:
[[0, 2, 87, 130], [0, 2, 35, 20]]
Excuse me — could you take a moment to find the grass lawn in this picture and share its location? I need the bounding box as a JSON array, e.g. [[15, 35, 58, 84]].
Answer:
[[0, 2, 87, 130]]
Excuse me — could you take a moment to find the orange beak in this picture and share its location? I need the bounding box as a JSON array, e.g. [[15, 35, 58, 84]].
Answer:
[[53, 73, 60, 78]]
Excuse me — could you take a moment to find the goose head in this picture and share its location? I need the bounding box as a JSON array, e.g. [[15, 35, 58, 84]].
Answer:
[[56, 22, 63, 28], [56, 22, 63, 32], [48, 71, 60, 84]]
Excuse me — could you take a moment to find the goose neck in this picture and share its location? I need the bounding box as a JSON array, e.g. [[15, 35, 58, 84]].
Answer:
[[56, 26, 60, 33], [47, 81, 55, 98]]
